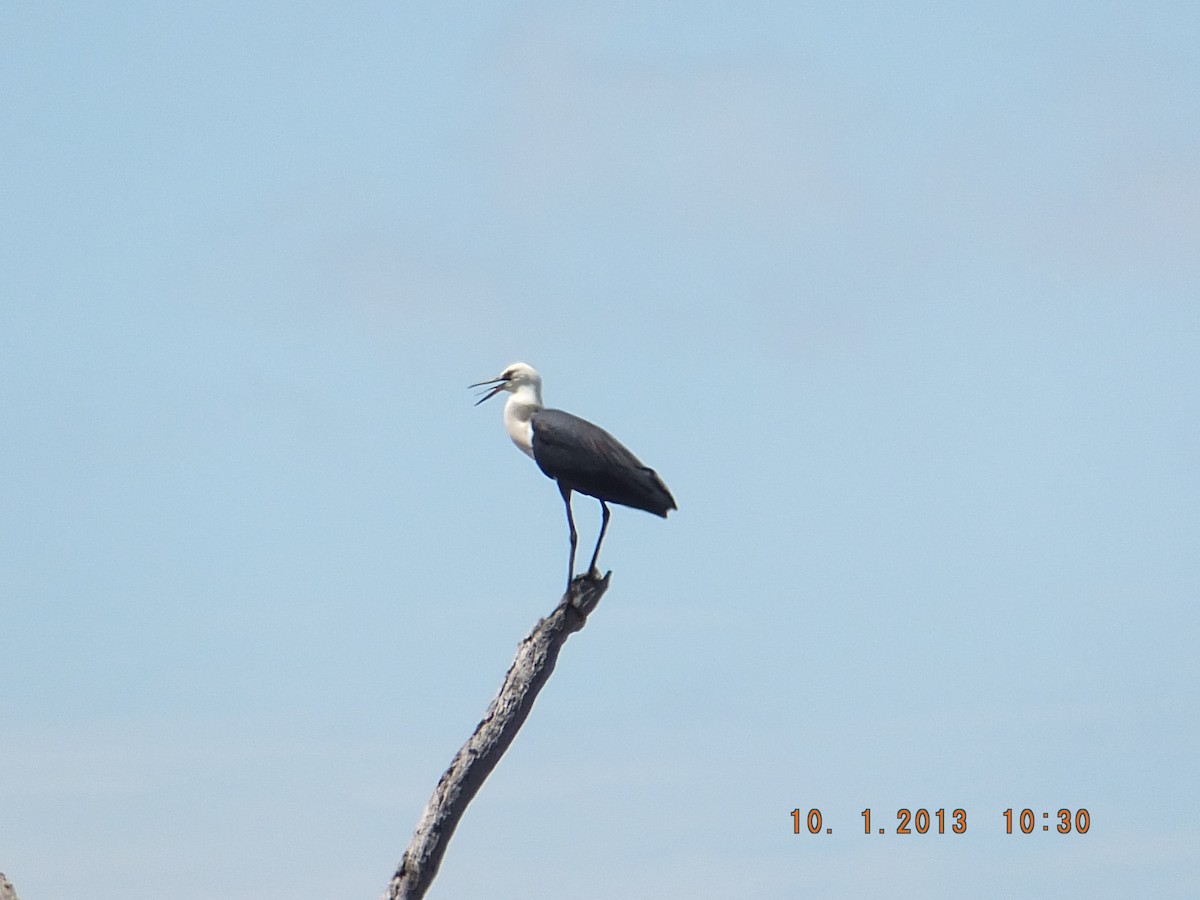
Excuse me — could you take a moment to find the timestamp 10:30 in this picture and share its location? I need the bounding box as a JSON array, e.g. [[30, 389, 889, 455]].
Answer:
[[791, 807, 1091, 835]]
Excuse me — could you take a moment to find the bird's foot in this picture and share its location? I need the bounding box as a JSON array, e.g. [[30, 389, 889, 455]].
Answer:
[[563, 570, 612, 615], [569, 568, 607, 587]]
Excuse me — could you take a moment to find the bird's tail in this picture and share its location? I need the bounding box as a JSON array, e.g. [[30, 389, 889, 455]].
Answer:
[[641, 467, 676, 517]]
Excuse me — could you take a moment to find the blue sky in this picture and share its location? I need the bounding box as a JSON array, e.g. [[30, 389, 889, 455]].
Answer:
[[2, 2, 1197, 898]]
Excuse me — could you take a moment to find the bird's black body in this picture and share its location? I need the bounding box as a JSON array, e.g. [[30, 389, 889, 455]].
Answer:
[[530, 408, 676, 517]]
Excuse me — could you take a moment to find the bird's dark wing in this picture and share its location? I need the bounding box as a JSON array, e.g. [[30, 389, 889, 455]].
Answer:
[[531, 408, 676, 516]]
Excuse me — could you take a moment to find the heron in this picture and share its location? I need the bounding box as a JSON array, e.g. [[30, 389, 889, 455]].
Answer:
[[471, 362, 676, 588]]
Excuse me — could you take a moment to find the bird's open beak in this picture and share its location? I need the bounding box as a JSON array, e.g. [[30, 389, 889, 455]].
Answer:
[[469, 375, 509, 406]]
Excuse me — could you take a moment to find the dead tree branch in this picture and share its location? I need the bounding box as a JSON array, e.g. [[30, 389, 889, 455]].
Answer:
[[383, 571, 612, 900]]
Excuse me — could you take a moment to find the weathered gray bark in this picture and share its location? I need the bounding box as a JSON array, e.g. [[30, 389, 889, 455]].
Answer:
[[383, 572, 612, 900], [0, 872, 19, 900]]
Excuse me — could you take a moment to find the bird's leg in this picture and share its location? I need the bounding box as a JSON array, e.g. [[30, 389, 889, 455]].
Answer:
[[558, 482, 577, 589], [588, 500, 611, 578]]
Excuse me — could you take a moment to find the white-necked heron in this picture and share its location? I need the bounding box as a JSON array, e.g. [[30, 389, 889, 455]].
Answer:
[[472, 362, 676, 587]]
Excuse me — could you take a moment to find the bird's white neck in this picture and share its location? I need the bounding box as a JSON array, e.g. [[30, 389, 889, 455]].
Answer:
[[504, 382, 542, 458]]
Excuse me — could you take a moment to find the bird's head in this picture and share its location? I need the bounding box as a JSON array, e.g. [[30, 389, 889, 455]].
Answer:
[[470, 361, 542, 406]]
